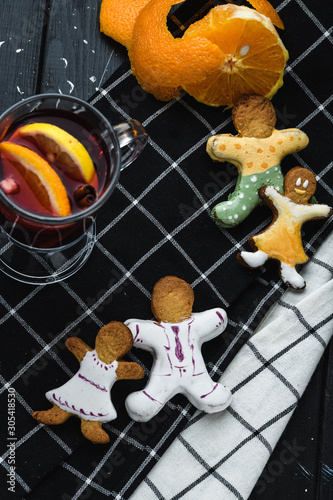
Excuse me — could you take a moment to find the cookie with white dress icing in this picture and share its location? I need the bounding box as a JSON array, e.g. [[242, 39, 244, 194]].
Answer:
[[237, 167, 332, 289], [32, 322, 144, 444], [125, 276, 232, 422]]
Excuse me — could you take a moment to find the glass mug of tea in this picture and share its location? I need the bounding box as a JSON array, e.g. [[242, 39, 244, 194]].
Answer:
[[0, 93, 148, 284]]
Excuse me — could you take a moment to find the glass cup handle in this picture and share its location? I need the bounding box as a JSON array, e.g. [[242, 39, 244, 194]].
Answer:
[[113, 119, 148, 171]]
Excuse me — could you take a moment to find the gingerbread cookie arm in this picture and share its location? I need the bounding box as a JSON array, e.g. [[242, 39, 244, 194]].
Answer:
[[259, 185, 285, 206], [192, 308, 228, 343], [276, 129, 309, 157], [303, 203, 333, 220], [65, 337, 93, 362], [125, 319, 161, 352], [116, 361, 145, 380], [206, 134, 245, 171]]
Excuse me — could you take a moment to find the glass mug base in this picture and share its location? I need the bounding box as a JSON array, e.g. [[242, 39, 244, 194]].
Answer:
[[0, 219, 96, 285]]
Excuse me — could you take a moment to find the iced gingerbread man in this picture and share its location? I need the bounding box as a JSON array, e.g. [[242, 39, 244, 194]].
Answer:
[[125, 276, 232, 422], [32, 322, 144, 444], [207, 94, 309, 228], [238, 167, 332, 289]]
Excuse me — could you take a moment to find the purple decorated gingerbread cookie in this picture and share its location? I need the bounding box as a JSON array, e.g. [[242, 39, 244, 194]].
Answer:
[[125, 276, 232, 422]]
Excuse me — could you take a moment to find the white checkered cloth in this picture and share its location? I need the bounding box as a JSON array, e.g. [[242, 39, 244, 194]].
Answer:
[[130, 231, 333, 500]]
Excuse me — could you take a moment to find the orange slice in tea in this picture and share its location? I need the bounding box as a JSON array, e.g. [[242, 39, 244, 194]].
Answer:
[[182, 4, 289, 107], [0, 142, 71, 217], [17, 123, 95, 184]]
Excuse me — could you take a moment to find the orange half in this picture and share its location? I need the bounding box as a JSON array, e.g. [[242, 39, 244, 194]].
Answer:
[[182, 4, 288, 107]]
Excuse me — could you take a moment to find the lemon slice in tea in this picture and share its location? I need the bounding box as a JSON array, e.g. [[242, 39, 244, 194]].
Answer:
[[0, 142, 71, 217], [17, 123, 95, 183]]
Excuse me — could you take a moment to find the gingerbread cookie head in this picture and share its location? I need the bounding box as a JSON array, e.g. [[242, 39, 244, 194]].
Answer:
[[151, 276, 194, 323], [232, 94, 276, 138], [284, 167, 316, 204], [95, 321, 133, 365]]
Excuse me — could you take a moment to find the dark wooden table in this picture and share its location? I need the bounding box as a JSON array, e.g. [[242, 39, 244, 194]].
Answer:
[[0, 1, 332, 499]]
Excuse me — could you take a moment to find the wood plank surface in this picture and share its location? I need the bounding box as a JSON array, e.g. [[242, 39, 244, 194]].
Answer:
[[39, 0, 126, 100], [0, 0, 49, 111]]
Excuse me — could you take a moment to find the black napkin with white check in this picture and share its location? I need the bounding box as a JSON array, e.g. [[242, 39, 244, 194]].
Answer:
[[1, 1, 332, 499]]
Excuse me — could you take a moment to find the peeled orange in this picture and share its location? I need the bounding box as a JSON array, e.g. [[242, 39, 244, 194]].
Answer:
[[0, 142, 71, 217], [18, 123, 95, 184], [182, 4, 288, 107]]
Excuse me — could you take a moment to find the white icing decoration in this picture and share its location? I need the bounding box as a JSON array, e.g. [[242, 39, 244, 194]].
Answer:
[[240, 250, 268, 268], [228, 216, 233, 220], [234, 214, 238, 219], [227, 201, 233, 205], [125, 310, 231, 422], [239, 193, 244, 199], [245, 185, 249, 188], [242, 205, 247, 210], [296, 177, 302, 186], [303, 180, 309, 188], [46, 351, 118, 422], [280, 263, 305, 289], [251, 176, 257, 182]]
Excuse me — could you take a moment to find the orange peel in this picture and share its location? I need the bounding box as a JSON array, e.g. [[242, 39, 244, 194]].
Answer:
[[246, 0, 284, 29], [100, 0, 151, 48], [128, 0, 225, 101]]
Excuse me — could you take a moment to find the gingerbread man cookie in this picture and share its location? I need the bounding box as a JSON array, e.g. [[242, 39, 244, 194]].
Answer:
[[206, 94, 309, 228], [32, 322, 144, 444], [125, 276, 232, 422], [238, 167, 332, 289]]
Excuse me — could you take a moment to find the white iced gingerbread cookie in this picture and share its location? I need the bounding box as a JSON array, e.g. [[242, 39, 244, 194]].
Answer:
[[32, 322, 144, 444], [125, 276, 232, 422]]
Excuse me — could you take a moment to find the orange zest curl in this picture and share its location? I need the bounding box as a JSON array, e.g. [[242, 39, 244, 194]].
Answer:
[[128, 0, 225, 101], [100, 0, 151, 48], [245, 0, 284, 29]]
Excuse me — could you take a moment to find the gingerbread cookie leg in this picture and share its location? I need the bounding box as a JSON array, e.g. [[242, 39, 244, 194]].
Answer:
[[32, 403, 72, 425], [238, 250, 269, 268], [80, 420, 110, 444], [280, 263, 305, 290], [186, 373, 232, 413], [126, 376, 175, 422], [212, 167, 284, 228]]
